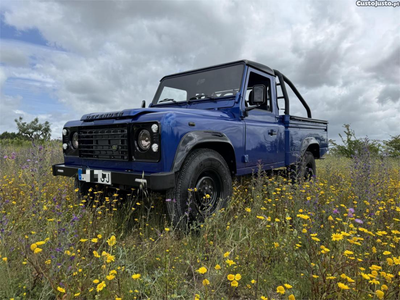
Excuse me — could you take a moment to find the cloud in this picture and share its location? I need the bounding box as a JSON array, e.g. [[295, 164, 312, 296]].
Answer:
[[0, 0, 399, 142]]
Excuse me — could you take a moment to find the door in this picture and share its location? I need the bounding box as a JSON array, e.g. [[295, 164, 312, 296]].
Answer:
[[244, 69, 285, 168]]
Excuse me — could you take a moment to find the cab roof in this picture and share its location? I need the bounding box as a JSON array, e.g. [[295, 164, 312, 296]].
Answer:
[[161, 59, 275, 80]]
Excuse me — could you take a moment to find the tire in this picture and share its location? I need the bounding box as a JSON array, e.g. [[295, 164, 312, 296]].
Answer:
[[166, 148, 232, 229], [289, 151, 316, 182]]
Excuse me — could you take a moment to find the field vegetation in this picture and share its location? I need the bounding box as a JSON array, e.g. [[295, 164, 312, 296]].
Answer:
[[0, 134, 399, 299]]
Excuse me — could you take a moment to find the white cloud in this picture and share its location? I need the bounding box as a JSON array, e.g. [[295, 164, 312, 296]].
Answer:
[[0, 0, 399, 141]]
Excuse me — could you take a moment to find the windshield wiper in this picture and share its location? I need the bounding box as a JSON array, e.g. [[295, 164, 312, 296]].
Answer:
[[159, 98, 177, 103], [188, 94, 218, 101]]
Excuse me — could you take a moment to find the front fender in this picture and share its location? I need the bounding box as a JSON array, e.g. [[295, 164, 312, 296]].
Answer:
[[172, 131, 234, 173]]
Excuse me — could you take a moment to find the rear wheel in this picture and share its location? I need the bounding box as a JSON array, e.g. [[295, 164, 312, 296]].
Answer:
[[289, 151, 316, 182], [166, 149, 232, 229]]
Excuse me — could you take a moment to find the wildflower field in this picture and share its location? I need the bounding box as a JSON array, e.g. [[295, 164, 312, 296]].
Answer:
[[0, 142, 399, 300]]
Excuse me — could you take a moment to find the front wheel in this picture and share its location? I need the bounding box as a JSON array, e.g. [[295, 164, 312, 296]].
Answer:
[[166, 149, 232, 229]]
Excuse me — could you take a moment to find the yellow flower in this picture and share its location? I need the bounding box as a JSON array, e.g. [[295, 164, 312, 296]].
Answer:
[[261, 297, 268, 300], [96, 281, 106, 292], [2, 257, 7, 262], [93, 251, 101, 258], [257, 216, 265, 220], [381, 284, 388, 291], [197, 267, 207, 274], [106, 254, 115, 263], [93, 279, 99, 284], [226, 259, 236, 266], [30, 243, 38, 251], [284, 283, 292, 289], [332, 233, 343, 241], [45, 259, 51, 265], [224, 252, 230, 257], [132, 274, 141, 280], [289, 295, 295, 300], [107, 235, 117, 246], [337, 282, 350, 290], [235, 274, 242, 281], [57, 287, 66, 293], [227, 274, 235, 281], [74, 292, 81, 297], [251, 279, 256, 284], [106, 274, 115, 280], [34, 248, 42, 254], [215, 264, 221, 270], [115, 298, 122, 300], [164, 228, 170, 232], [343, 250, 354, 256], [383, 251, 391, 255], [91, 238, 98, 243], [245, 207, 251, 212], [376, 290, 384, 300], [79, 239, 88, 242], [277, 285, 285, 294], [202, 279, 210, 286], [297, 214, 310, 220], [231, 280, 238, 287], [109, 270, 117, 275]]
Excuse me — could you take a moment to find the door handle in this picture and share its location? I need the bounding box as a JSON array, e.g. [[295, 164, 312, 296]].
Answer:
[[268, 129, 277, 136]]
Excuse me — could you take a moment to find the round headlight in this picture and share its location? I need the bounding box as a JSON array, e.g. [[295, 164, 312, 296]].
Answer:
[[62, 128, 68, 136], [72, 132, 79, 149], [63, 143, 68, 150], [138, 129, 151, 151]]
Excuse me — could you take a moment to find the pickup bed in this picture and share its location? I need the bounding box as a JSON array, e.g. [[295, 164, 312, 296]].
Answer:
[[53, 60, 328, 226]]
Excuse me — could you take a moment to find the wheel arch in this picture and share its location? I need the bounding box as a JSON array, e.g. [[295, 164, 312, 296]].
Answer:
[[172, 131, 237, 175], [301, 137, 320, 159]]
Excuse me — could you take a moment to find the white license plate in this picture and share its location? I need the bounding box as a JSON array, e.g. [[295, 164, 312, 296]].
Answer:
[[78, 169, 112, 185]]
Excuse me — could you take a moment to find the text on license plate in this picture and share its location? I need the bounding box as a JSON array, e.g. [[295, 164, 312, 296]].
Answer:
[[78, 169, 112, 185]]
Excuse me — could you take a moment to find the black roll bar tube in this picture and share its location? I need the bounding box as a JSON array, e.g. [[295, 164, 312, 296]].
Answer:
[[274, 69, 312, 118]]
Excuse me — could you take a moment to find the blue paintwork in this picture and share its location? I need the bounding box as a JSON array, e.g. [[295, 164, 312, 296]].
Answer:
[[60, 63, 328, 183]]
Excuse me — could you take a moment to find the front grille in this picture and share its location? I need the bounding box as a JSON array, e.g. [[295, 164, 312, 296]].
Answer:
[[79, 125, 129, 160]]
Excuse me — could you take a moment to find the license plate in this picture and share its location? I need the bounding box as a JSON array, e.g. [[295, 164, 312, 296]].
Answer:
[[78, 169, 112, 185]]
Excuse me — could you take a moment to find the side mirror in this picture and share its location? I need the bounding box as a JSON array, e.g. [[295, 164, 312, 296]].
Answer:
[[250, 84, 266, 105], [141, 100, 146, 108]]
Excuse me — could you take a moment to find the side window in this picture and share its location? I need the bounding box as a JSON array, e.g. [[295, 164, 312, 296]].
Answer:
[[245, 72, 272, 112]]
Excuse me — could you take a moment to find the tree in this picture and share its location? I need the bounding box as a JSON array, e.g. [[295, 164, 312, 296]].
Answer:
[[329, 124, 381, 158], [0, 131, 22, 140], [14, 117, 51, 141], [384, 135, 400, 157]]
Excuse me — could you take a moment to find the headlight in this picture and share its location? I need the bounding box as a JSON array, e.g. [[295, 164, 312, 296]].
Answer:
[[72, 132, 79, 149], [62, 128, 68, 136], [138, 129, 151, 151]]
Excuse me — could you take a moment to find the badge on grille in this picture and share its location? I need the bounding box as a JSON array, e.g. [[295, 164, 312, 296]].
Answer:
[[112, 145, 120, 151]]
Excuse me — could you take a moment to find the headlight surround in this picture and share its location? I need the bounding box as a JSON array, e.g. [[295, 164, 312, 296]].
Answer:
[[72, 132, 79, 149], [137, 129, 151, 151], [132, 122, 160, 161]]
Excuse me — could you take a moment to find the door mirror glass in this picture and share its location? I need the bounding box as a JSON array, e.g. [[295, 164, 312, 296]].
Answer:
[[250, 84, 266, 105]]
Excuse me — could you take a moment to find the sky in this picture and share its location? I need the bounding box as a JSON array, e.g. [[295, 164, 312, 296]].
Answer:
[[0, 0, 399, 142]]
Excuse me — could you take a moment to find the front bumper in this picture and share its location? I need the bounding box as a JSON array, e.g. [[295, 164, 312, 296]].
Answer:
[[52, 164, 175, 191]]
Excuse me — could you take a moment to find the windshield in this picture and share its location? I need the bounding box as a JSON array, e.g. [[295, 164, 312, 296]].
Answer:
[[153, 64, 244, 105]]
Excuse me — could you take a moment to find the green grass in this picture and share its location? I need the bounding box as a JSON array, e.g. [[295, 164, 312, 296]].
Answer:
[[0, 143, 399, 300]]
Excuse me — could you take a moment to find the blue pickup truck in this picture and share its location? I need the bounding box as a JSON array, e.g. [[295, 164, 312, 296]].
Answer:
[[53, 60, 328, 225]]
